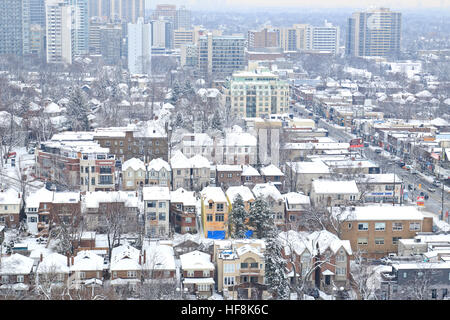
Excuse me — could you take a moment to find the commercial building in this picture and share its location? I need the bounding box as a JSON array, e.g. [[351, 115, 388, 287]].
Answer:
[[346, 7, 401, 57]]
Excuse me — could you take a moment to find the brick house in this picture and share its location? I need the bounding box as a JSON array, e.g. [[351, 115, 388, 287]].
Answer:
[[241, 165, 264, 189], [170, 188, 197, 234], [216, 165, 242, 189], [110, 244, 144, 289], [259, 164, 285, 191], [68, 250, 105, 289], [252, 183, 285, 228], [180, 250, 215, 299], [0, 254, 34, 293], [336, 205, 434, 259], [36, 253, 71, 285], [282, 192, 311, 231], [143, 243, 176, 280]]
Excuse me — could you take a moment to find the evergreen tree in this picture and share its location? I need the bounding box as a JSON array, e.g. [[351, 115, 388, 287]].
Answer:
[[248, 196, 274, 239], [174, 113, 183, 128], [183, 79, 195, 97], [170, 81, 181, 104], [211, 109, 223, 131], [228, 194, 248, 238], [66, 86, 89, 131], [265, 226, 290, 300]]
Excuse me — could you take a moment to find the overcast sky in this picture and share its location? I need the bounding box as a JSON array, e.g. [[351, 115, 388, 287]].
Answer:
[[145, 0, 450, 10]]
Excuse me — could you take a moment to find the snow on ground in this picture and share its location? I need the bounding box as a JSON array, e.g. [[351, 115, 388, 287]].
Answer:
[[318, 290, 335, 300]]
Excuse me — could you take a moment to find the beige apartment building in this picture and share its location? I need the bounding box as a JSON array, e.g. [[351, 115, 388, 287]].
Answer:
[[228, 67, 290, 118], [337, 206, 433, 258], [214, 239, 268, 299]]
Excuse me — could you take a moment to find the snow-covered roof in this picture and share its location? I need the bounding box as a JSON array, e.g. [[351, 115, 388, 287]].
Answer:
[[180, 250, 214, 270], [70, 250, 104, 272], [216, 164, 242, 172], [25, 187, 54, 208], [170, 150, 191, 169], [252, 183, 283, 201], [226, 186, 255, 203], [415, 90, 432, 98], [312, 180, 359, 194], [190, 154, 210, 168], [83, 191, 140, 209], [148, 158, 171, 171], [52, 192, 80, 204], [201, 186, 227, 203], [356, 173, 401, 184], [0, 254, 34, 275], [44, 102, 62, 114], [37, 253, 70, 274], [236, 244, 264, 257], [0, 189, 21, 205], [242, 165, 260, 176], [142, 186, 170, 201], [170, 188, 196, 206], [283, 192, 310, 205], [144, 243, 176, 271], [333, 205, 426, 222], [308, 230, 352, 255], [183, 277, 215, 284], [110, 245, 141, 271], [287, 161, 330, 174], [260, 164, 284, 177], [224, 132, 257, 147], [122, 157, 146, 171]]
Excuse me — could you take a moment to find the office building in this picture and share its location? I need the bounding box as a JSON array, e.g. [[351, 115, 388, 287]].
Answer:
[[247, 28, 278, 50], [127, 17, 151, 75], [346, 7, 401, 57], [0, 0, 30, 56], [198, 33, 246, 79], [175, 5, 191, 30], [45, 0, 75, 64], [174, 28, 194, 48]]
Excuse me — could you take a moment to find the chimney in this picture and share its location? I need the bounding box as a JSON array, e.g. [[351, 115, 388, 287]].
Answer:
[[67, 255, 70, 267], [40, 253, 43, 262], [143, 250, 146, 264], [18, 193, 20, 198], [71, 256, 74, 266], [139, 255, 142, 265]]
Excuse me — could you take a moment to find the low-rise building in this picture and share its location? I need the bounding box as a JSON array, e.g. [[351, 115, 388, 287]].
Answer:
[[122, 158, 146, 190], [180, 250, 215, 299], [110, 244, 143, 289], [143, 186, 171, 238], [356, 173, 403, 204], [147, 158, 172, 188], [68, 250, 104, 289], [252, 183, 285, 228], [0, 254, 34, 293], [200, 187, 229, 239], [170, 188, 197, 234], [241, 165, 264, 189], [285, 161, 331, 195], [0, 189, 21, 229], [216, 165, 242, 189], [310, 179, 359, 207], [283, 192, 311, 230], [259, 164, 285, 191]]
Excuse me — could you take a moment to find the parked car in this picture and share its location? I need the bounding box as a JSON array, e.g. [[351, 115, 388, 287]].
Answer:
[[375, 149, 382, 154], [427, 187, 436, 193], [432, 180, 441, 187]]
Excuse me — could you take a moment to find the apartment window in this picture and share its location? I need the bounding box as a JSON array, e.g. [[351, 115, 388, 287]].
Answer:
[[159, 213, 166, 221], [358, 223, 368, 231], [216, 204, 224, 212], [203, 270, 210, 277], [375, 222, 386, 231], [147, 212, 156, 220], [393, 223, 403, 231], [336, 267, 346, 276], [410, 222, 421, 231], [224, 276, 235, 286], [375, 238, 385, 245], [403, 272, 407, 278], [207, 214, 213, 222], [127, 271, 137, 278], [159, 202, 166, 209], [91, 166, 95, 173], [357, 238, 368, 245], [147, 201, 156, 208], [215, 214, 224, 222], [224, 264, 235, 273], [208, 203, 213, 209], [392, 237, 402, 245], [187, 270, 194, 277]]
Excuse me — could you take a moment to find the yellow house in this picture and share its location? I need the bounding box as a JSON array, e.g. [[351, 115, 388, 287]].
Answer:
[[200, 187, 229, 239]]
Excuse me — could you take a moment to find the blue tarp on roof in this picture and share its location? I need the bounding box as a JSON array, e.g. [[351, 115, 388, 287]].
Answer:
[[207, 230, 225, 239], [245, 230, 253, 238]]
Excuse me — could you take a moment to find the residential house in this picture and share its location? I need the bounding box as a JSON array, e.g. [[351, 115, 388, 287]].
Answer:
[[143, 242, 176, 280], [110, 244, 144, 289], [0, 189, 21, 229], [200, 187, 229, 239], [170, 188, 197, 234], [122, 157, 146, 190], [226, 186, 255, 212], [180, 250, 215, 298], [216, 165, 242, 189], [214, 239, 267, 299], [36, 253, 70, 285], [68, 250, 105, 289], [170, 151, 210, 191], [241, 165, 264, 189], [285, 161, 331, 195], [252, 183, 285, 228], [147, 158, 172, 188], [283, 192, 311, 230], [0, 254, 34, 293], [259, 164, 285, 191], [336, 206, 434, 258], [310, 179, 359, 207], [143, 186, 171, 238]]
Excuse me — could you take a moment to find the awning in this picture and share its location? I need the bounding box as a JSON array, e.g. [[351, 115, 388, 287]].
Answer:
[[322, 269, 335, 276]]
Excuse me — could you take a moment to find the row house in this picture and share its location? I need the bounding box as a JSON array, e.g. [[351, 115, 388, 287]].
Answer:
[[201, 187, 229, 239], [283, 192, 311, 230], [310, 179, 359, 207], [225, 186, 255, 212], [143, 186, 171, 238], [170, 188, 197, 234], [216, 165, 242, 189], [252, 183, 285, 228], [147, 158, 172, 188], [25, 187, 81, 236], [0, 254, 34, 294], [214, 239, 267, 300], [171, 151, 210, 191], [279, 230, 352, 293], [336, 205, 434, 259], [180, 250, 215, 299], [122, 158, 146, 190], [83, 191, 141, 233], [0, 189, 21, 229], [142, 242, 176, 280], [110, 245, 143, 289], [36, 136, 116, 192], [241, 165, 264, 189]]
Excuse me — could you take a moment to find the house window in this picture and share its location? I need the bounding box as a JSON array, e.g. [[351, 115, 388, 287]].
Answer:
[[224, 276, 235, 286], [348, 223, 352, 229], [1, 276, 9, 283], [403, 272, 407, 278], [113, 272, 117, 278], [409, 222, 421, 231], [375, 238, 385, 245], [336, 267, 346, 276], [241, 263, 248, 269], [375, 222, 385, 231], [79, 272, 86, 279], [216, 204, 224, 211], [207, 214, 213, 222], [203, 270, 210, 277], [9, 215, 14, 222], [187, 270, 194, 277], [127, 271, 137, 278], [215, 214, 224, 222], [431, 289, 437, 299], [185, 217, 192, 223], [147, 212, 156, 220], [393, 223, 403, 231], [336, 254, 346, 262], [159, 213, 166, 221], [358, 223, 368, 231], [159, 202, 166, 209], [357, 238, 368, 245], [147, 201, 156, 208], [198, 284, 209, 291], [224, 264, 235, 273], [392, 237, 402, 245]]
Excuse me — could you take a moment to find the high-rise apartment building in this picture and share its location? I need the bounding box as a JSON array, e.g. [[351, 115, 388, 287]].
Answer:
[[99, 24, 122, 65], [305, 21, 339, 54], [228, 67, 290, 119], [151, 4, 177, 22], [247, 28, 278, 50], [66, 0, 89, 55], [87, 0, 144, 22], [127, 17, 151, 75], [175, 5, 191, 30], [173, 28, 194, 49], [30, 23, 45, 58], [346, 7, 401, 57], [0, 0, 30, 56], [30, 0, 46, 28], [45, 0, 74, 64], [276, 27, 298, 52], [198, 33, 246, 79], [151, 18, 173, 49]]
